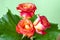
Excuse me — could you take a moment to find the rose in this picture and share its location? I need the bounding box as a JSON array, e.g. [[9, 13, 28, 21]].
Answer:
[[16, 3, 37, 19], [16, 19, 35, 38], [33, 15, 50, 35]]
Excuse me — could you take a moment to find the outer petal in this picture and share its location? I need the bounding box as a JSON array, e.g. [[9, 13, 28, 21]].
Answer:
[[33, 15, 50, 35], [40, 16, 50, 28], [20, 11, 34, 19], [16, 19, 35, 38], [36, 30, 46, 35]]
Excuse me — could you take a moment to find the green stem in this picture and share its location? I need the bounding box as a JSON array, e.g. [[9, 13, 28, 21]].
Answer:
[[21, 35, 25, 40], [30, 37, 33, 40]]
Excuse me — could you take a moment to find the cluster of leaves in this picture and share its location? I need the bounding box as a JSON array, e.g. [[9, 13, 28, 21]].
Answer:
[[0, 9, 60, 40]]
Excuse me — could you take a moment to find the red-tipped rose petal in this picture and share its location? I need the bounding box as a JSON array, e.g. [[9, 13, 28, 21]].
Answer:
[[16, 19, 35, 38], [40, 16, 50, 28]]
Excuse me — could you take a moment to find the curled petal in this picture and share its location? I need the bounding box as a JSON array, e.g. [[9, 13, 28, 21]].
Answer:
[[36, 30, 46, 35], [16, 19, 35, 38], [33, 15, 50, 35], [34, 22, 46, 30], [40, 16, 50, 28]]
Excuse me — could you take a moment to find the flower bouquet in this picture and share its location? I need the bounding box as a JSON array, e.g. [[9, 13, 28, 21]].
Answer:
[[0, 3, 60, 40]]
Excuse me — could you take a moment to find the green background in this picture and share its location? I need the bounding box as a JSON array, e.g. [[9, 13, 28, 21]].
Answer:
[[0, 0, 60, 28]]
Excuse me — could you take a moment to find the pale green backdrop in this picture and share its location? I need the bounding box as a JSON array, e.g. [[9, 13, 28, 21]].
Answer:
[[0, 0, 60, 28]]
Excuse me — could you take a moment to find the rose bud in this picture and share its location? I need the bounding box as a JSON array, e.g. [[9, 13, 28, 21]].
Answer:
[[33, 15, 50, 35], [16, 3, 37, 19], [16, 19, 35, 38]]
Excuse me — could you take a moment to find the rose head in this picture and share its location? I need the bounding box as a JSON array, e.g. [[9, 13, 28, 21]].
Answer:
[[16, 3, 37, 19], [33, 15, 50, 35], [16, 19, 35, 38]]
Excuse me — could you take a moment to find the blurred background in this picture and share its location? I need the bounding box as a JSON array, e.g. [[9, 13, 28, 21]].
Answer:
[[0, 0, 60, 28]]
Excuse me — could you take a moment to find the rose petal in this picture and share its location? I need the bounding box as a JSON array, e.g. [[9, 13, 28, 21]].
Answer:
[[40, 16, 50, 28], [20, 11, 34, 19], [36, 30, 46, 35]]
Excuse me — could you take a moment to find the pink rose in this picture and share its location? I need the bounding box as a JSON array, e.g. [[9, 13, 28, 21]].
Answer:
[[33, 15, 50, 35]]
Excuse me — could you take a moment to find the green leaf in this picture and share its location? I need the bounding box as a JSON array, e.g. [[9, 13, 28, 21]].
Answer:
[[34, 23, 60, 40], [0, 9, 26, 40], [0, 9, 60, 40], [30, 15, 37, 23]]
